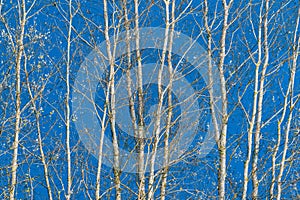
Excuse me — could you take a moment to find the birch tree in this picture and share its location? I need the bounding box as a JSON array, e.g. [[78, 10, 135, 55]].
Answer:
[[8, 0, 26, 199]]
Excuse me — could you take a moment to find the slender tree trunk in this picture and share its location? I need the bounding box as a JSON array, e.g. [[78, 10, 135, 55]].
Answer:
[[95, 44, 110, 200], [10, 0, 26, 199], [103, 0, 121, 199], [133, 0, 146, 199], [217, 0, 233, 199], [65, 1, 73, 199], [252, 1, 269, 198], [203, 0, 221, 146], [242, 3, 263, 199], [242, 55, 260, 200], [148, 1, 171, 199], [276, 7, 299, 200], [122, 0, 141, 187], [160, 1, 176, 199], [122, 0, 139, 144], [95, 85, 109, 200]]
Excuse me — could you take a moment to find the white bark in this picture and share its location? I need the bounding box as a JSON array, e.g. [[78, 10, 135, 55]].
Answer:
[[242, 3, 263, 199], [160, 1, 176, 199], [122, 0, 139, 145], [133, 0, 146, 198], [65, 1, 73, 199], [103, 0, 121, 199], [121, 4, 142, 195], [148, 1, 171, 199], [252, 1, 269, 198], [276, 7, 299, 200], [217, 0, 233, 199], [203, 0, 221, 148], [10, 0, 26, 199], [95, 46, 110, 200]]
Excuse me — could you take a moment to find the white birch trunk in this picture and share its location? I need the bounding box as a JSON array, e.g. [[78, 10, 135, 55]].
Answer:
[[10, 0, 26, 199], [148, 1, 171, 199], [242, 2, 263, 199], [103, 0, 121, 199], [217, 0, 233, 199], [133, 0, 146, 198], [160, 1, 176, 199], [276, 7, 299, 200], [65, 1, 73, 199], [252, 1, 269, 198]]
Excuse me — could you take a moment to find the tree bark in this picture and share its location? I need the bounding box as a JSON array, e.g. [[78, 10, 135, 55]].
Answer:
[[10, 0, 26, 199]]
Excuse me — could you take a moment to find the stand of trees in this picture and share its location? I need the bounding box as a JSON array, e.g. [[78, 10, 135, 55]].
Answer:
[[0, 0, 299, 199]]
